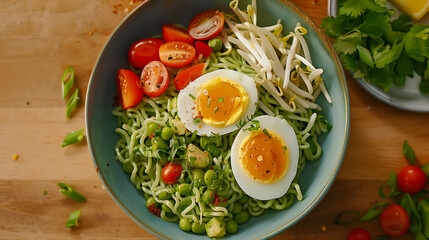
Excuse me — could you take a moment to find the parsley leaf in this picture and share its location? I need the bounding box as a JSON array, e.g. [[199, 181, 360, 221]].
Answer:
[[357, 12, 391, 37], [334, 31, 363, 54], [404, 24, 429, 62]]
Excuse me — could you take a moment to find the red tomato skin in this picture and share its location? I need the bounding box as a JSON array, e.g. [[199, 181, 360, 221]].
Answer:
[[128, 38, 165, 69], [380, 204, 410, 237], [116, 69, 144, 109], [189, 10, 225, 40], [161, 162, 183, 185], [159, 41, 196, 68], [397, 166, 427, 194], [195, 41, 212, 58], [162, 24, 194, 44], [140, 61, 169, 97], [173, 62, 206, 90], [348, 228, 371, 240]]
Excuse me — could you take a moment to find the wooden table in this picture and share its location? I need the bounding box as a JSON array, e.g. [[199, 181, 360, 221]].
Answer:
[[1, 0, 428, 239]]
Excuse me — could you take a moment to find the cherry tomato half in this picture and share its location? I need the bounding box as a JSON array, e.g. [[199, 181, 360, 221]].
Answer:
[[159, 41, 196, 68], [140, 61, 169, 97], [161, 162, 183, 185], [128, 38, 165, 69], [397, 165, 427, 194], [348, 227, 371, 240], [174, 62, 206, 90], [189, 10, 225, 40], [162, 24, 194, 44], [195, 41, 212, 58], [116, 69, 144, 109], [380, 204, 410, 237]]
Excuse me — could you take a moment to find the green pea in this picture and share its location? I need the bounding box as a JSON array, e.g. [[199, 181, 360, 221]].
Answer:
[[161, 127, 174, 141], [203, 189, 215, 204], [238, 194, 249, 204], [158, 191, 171, 200], [235, 211, 250, 224], [231, 202, 242, 214], [145, 197, 158, 209], [162, 204, 172, 213], [208, 38, 223, 52], [191, 221, 206, 234], [178, 183, 192, 196], [179, 218, 191, 232], [192, 169, 204, 180], [226, 220, 238, 233], [152, 137, 168, 151], [147, 122, 159, 136], [204, 169, 217, 186]]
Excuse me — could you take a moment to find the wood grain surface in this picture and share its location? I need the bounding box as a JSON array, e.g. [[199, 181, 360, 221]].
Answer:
[[1, 0, 428, 239]]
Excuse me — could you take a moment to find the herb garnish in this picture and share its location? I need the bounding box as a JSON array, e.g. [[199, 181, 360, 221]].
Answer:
[[321, 0, 429, 93], [244, 120, 260, 131]]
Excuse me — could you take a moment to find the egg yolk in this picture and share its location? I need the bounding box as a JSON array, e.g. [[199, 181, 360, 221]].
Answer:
[[196, 77, 249, 127], [239, 129, 289, 184]]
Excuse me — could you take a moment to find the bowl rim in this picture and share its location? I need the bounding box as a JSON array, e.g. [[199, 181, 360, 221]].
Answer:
[[85, 0, 350, 239]]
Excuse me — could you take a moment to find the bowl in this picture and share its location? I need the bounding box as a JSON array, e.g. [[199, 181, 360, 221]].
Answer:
[[85, 0, 350, 239]]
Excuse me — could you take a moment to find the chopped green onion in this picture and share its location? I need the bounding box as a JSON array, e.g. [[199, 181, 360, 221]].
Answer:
[[283, 146, 287, 154], [61, 128, 85, 147], [244, 120, 260, 131], [43, 190, 48, 195], [334, 211, 361, 225], [207, 96, 211, 107], [214, 107, 219, 113], [65, 209, 81, 228], [66, 88, 80, 118], [218, 97, 224, 103], [403, 140, 416, 165], [378, 171, 401, 198], [58, 183, 86, 202], [262, 129, 272, 139], [189, 94, 196, 100], [62, 67, 75, 100], [359, 202, 388, 222], [193, 118, 202, 124]]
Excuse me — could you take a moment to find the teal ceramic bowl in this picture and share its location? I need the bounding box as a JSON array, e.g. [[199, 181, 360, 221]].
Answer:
[[85, 0, 350, 239]]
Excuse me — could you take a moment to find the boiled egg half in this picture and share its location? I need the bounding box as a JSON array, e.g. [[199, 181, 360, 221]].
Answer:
[[177, 69, 258, 136], [230, 115, 299, 200]]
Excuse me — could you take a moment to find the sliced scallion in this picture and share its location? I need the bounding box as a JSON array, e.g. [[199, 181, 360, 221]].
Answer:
[[218, 97, 224, 103], [193, 118, 202, 124], [244, 120, 260, 131], [66, 88, 80, 118], [62, 67, 75, 100], [189, 94, 196, 100], [359, 202, 388, 222], [378, 171, 401, 198], [334, 211, 361, 225], [402, 140, 416, 165], [262, 129, 272, 139], [58, 183, 86, 202], [65, 209, 81, 228], [61, 128, 85, 147]]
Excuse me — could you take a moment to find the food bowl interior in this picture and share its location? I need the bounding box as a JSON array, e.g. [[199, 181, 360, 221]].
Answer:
[[85, 0, 349, 239]]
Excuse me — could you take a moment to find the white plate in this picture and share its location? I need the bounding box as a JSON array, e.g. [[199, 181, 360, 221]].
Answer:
[[328, 0, 429, 112]]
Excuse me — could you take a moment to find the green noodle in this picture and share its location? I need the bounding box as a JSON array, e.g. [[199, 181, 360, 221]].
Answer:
[[112, 28, 331, 238]]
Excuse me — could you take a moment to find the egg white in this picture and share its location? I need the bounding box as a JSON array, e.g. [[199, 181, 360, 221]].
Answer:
[[230, 115, 299, 200], [177, 69, 258, 136]]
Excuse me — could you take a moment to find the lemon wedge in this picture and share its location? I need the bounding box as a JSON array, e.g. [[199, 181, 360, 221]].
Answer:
[[390, 0, 429, 21]]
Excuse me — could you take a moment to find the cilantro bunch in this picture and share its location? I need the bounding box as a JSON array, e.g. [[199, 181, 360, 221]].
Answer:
[[321, 0, 429, 93]]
